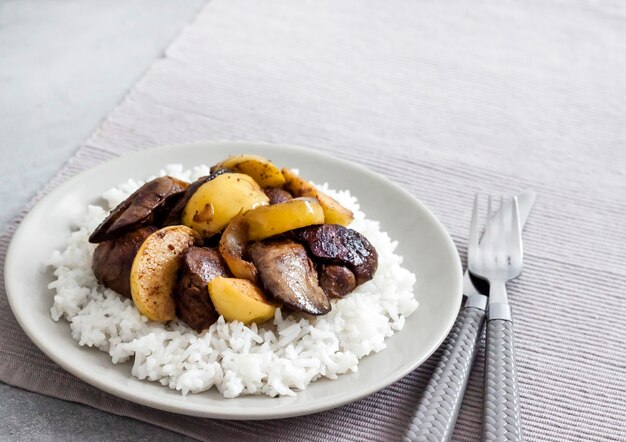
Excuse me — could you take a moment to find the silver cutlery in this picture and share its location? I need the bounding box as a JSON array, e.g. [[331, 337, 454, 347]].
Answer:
[[469, 196, 524, 441], [404, 191, 534, 442]]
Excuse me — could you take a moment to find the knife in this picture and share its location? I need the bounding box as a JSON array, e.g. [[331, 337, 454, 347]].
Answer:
[[404, 190, 535, 442]]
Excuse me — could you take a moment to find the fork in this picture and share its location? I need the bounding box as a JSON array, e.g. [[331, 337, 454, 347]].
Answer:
[[469, 195, 523, 442], [404, 192, 535, 442]]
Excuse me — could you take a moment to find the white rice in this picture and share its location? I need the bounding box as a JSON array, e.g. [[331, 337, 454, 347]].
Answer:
[[49, 164, 418, 398]]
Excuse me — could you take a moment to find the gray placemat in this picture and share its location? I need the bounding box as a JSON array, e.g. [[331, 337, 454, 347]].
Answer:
[[2, 0, 626, 440]]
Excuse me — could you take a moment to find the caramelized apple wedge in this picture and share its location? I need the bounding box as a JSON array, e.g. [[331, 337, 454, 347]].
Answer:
[[245, 197, 324, 241], [130, 225, 201, 322], [212, 154, 285, 188], [208, 277, 277, 324], [281, 168, 353, 226], [182, 173, 269, 238], [219, 213, 259, 283]]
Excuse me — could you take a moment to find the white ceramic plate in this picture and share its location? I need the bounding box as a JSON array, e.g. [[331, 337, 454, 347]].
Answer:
[[4, 142, 462, 420]]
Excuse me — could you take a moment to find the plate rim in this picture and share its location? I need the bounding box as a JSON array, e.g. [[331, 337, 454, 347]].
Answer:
[[4, 141, 463, 419]]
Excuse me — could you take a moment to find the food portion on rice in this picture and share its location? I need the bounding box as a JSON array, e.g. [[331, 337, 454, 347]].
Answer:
[[49, 155, 418, 397], [89, 154, 378, 329]]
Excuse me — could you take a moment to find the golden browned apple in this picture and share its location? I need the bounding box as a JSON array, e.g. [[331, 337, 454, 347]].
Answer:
[[212, 154, 285, 188], [281, 168, 353, 226], [130, 225, 201, 322], [245, 197, 324, 241], [219, 213, 259, 283], [208, 277, 277, 324], [182, 173, 269, 238]]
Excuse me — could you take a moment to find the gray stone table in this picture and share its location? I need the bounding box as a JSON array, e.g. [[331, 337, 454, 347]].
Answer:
[[0, 1, 204, 440]]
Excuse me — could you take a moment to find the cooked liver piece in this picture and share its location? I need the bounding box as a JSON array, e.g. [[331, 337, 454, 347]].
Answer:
[[249, 240, 330, 315], [175, 247, 229, 332], [319, 264, 357, 298], [295, 224, 378, 285], [264, 187, 292, 205], [92, 227, 157, 298], [89, 176, 188, 243]]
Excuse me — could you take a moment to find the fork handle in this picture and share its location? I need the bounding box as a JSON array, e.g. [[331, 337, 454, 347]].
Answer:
[[484, 306, 523, 442], [404, 295, 487, 442]]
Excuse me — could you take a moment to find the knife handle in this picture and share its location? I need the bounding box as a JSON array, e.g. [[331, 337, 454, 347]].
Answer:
[[404, 295, 487, 442], [484, 305, 523, 442]]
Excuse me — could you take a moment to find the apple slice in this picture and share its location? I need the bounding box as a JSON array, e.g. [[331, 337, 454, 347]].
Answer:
[[281, 168, 353, 226], [130, 225, 201, 322], [208, 277, 277, 324], [245, 197, 324, 241], [182, 173, 269, 238], [212, 154, 286, 188], [219, 213, 258, 283]]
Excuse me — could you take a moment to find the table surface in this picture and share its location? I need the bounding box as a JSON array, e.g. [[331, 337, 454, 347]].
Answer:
[[0, 1, 203, 440], [2, 0, 625, 440]]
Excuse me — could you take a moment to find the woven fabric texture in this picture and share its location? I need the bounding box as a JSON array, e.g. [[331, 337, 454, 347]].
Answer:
[[2, 0, 626, 440]]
